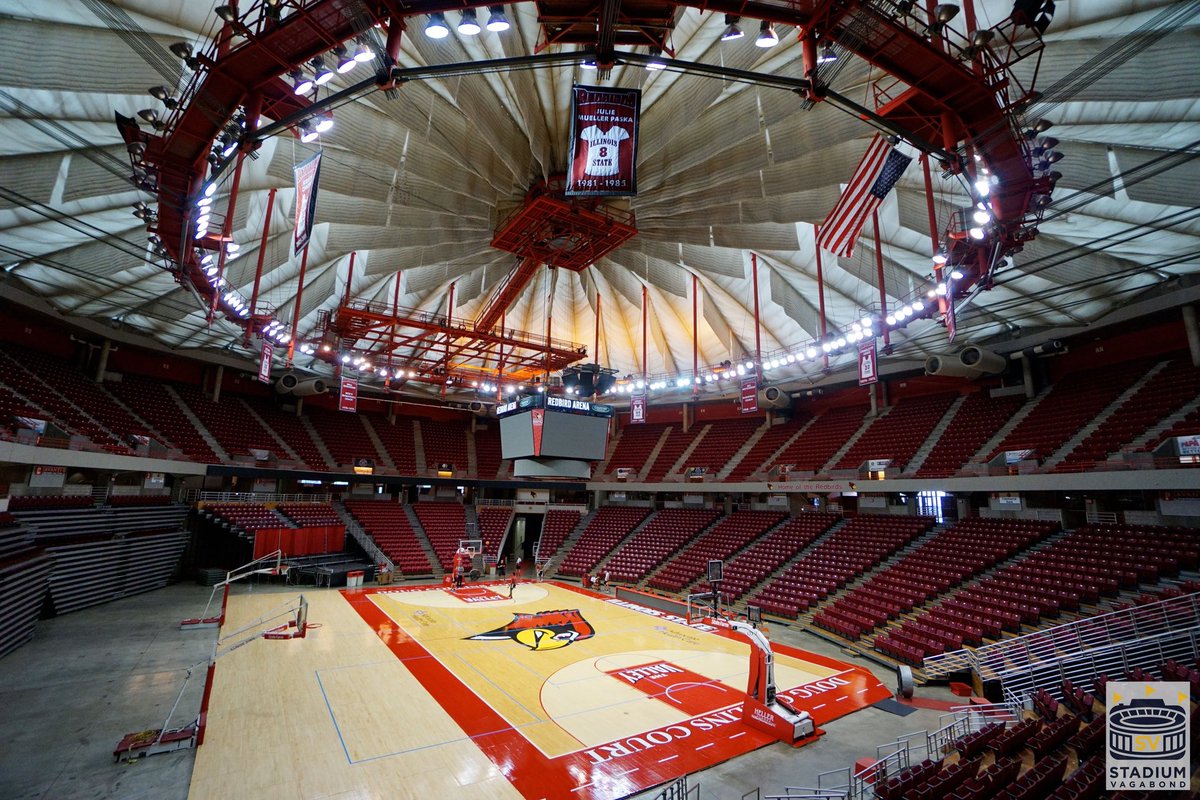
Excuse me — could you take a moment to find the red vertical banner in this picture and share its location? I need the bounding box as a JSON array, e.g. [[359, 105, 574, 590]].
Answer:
[[531, 408, 544, 456], [740, 377, 758, 414], [630, 393, 646, 424], [858, 340, 879, 386], [339, 377, 358, 412], [566, 86, 641, 196], [258, 341, 273, 384], [292, 152, 322, 255]]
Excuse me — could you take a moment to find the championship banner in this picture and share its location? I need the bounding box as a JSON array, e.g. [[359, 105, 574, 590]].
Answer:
[[338, 377, 358, 413], [566, 86, 641, 196], [258, 341, 273, 384], [740, 377, 758, 414], [292, 152, 322, 254], [858, 340, 878, 386], [531, 408, 545, 456], [631, 392, 646, 424]]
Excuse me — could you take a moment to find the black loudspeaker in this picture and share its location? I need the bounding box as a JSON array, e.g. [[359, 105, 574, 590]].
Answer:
[[706, 559, 723, 582], [896, 665, 915, 700]]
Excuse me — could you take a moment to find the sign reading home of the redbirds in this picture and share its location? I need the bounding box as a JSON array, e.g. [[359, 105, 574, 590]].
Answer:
[[566, 86, 641, 196]]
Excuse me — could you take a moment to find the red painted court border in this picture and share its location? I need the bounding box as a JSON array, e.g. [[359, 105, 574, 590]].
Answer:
[[341, 581, 891, 799]]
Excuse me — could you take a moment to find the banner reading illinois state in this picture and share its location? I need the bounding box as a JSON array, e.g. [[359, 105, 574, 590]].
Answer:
[[566, 86, 641, 196]]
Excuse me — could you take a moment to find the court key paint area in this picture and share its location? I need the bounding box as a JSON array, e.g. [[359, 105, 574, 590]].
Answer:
[[190, 582, 891, 800]]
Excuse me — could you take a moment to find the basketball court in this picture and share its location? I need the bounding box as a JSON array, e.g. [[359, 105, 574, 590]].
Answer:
[[189, 581, 891, 799]]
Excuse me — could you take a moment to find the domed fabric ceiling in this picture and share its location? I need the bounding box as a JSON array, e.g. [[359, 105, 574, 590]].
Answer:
[[0, 0, 1197, 400]]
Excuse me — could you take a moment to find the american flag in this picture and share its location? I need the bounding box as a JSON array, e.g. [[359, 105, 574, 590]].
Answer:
[[816, 135, 912, 258]]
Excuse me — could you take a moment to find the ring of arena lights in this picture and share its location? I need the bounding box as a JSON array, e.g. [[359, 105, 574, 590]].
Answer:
[[142, 1, 1043, 377]]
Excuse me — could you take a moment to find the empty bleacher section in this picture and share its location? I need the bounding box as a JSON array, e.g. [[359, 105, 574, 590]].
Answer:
[[0, 344, 131, 452], [557, 506, 652, 577], [772, 405, 868, 474], [411, 502, 466, 570], [420, 420, 468, 473], [202, 502, 345, 560], [241, 397, 327, 468], [0, 513, 52, 658], [9, 497, 188, 617], [476, 505, 513, 559], [368, 416, 419, 474], [987, 359, 1153, 465], [602, 507, 721, 583], [307, 408, 383, 469], [833, 393, 957, 471], [343, 500, 434, 574], [916, 392, 1025, 477], [750, 515, 934, 618], [175, 386, 280, 462], [680, 418, 763, 477], [724, 414, 810, 481], [604, 423, 668, 478], [473, 424, 504, 479], [643, 426, 704, 482], [1057, 357, 1200, 470], [536, 508, 581, 562], [818, 518, 1059, 646], [719, 513, 840, 601], [647, 510, 785, 592], [104, 376, 218, 463], [278, 503, 341, 527]]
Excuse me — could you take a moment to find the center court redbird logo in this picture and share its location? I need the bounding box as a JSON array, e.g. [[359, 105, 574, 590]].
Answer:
[[466, 609, 595, 651]]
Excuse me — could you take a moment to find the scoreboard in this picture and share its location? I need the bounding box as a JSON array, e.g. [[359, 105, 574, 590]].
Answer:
[[497, 395, 613, 479]]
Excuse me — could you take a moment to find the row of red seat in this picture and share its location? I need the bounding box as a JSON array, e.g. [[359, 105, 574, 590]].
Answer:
[[343, 499, 434, 574], [646, 510, 785, 592], [604, 508, 721, 583], [557, 506, 652, 576]]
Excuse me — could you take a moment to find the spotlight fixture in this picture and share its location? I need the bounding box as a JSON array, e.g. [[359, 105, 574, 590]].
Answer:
[[425, 12, 450, 38], [214, 5, 238, 23], [312, 58, 333, 86], [458, 9, 481, 35], [950, 269, 964, 280], [970, 29, 995, 48], [645, 47, 666, 71], [168, 41, 201, 69], [934, 4, 960, 24], [932, 248, 948, 265], [333, 45, 355, 73], [314, 111, 334, 133], [720, 14, 744, 42], [290, 68, 313, 95], [756, 20, 779, 48], [136, 108, 161, 126], [353, 37, 374, 62], [486, 6, 510, 32], [817, 42, 837, 64], [580, 58, 598, 70]]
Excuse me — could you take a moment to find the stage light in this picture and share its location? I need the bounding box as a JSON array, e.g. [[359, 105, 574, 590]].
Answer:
[[805, 348, 817, 359], [934, 4, 960, 24], [756, 21, 779, 48], [353, 38, 374, 62], [886, 314, 896, 325], [290, 69, 313, 95], [334, 45, 356, 73], [910, 301, 923, 313], [148, 86, 178, 108], [968, 226, 986, 240], [950, 269, 964, 280], [215, 5, 237, 23], [299, 121, 319, 143], [835, 337, 846, 348], [483, 6, 510, 32], [646, 48, 666, 70], [425, 13, 450, 38], [817, 42, 837, 64], [314, 112, 334, 133], [975, 177, 991, 196], [973, 206, 991, 225], [721, 15, 743, 41], [936, 283, 948, 296], [457, 9, 481, 35], [312, 58, 333, 86]]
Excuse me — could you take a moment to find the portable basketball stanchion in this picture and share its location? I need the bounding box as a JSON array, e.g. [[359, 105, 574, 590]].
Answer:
[[446, 539, 483, 587], [731, 620, 816, 745], [180, 549, 287, 631], [115, 595, 309, 763]]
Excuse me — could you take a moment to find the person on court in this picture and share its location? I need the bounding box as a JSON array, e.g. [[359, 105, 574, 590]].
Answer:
[[508, 574, 517, 598]]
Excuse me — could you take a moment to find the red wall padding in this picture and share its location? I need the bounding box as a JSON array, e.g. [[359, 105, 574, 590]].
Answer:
[[252, 526, 346, 559]]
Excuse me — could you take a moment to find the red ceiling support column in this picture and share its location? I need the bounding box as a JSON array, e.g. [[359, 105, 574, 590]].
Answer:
[[641, 284, 648, 382], [594, 290, 601, 367], [343, 251, 356, 307], [692, 273, 699, 397], [444, 280, 456, 397], [751, 252, 762, 381], [815, 229, 829, 369], [872, 211, 890, 348], [497, 310, 506, 401], [288, 243, 310, 366], [248, 186, 275, 321], [211, 146, 247, 323], [922, 154, 948, 318]]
